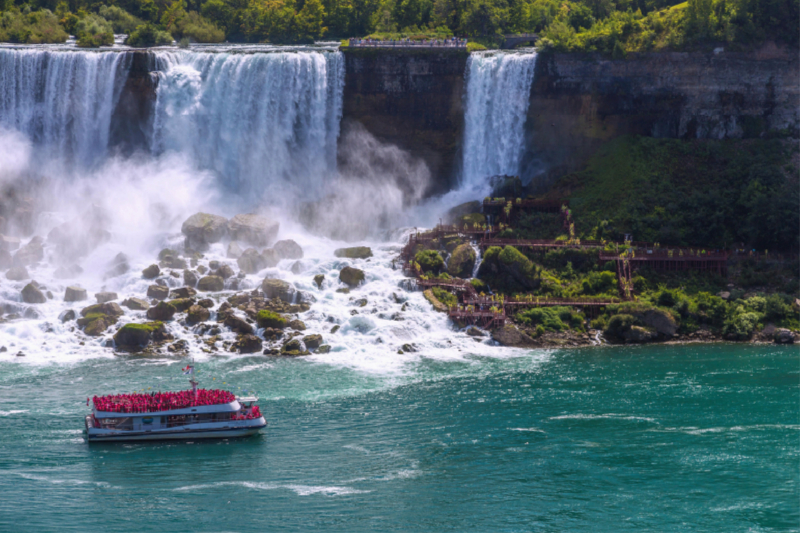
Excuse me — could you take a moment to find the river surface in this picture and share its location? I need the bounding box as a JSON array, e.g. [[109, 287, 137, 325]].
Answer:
[[0, 343, 796, 532]]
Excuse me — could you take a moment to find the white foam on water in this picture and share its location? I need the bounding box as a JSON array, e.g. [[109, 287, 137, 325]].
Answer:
[[173, 480, 368, 496]]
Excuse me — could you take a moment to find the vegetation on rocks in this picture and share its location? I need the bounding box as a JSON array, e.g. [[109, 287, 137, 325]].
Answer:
[[256, 309, 287, 329], [414, 250, 444, 274]]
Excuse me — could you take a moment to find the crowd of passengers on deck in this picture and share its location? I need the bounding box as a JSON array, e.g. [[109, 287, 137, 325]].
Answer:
[[348, 37, 467, 47], [92, 389, 236, 413]]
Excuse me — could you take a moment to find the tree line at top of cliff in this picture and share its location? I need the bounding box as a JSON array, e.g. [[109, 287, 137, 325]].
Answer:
[[0, 0, 796, 50]]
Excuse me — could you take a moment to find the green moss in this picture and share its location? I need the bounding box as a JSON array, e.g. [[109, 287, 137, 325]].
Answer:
[[431, 287, 457, 308], [517, 306, 584, 332], [415, 250, 444, 274], [119, 321, 163, 333], [256, 310, 287, 329]]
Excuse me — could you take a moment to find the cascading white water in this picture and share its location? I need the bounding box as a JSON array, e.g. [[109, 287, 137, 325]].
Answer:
[[461, 51, 537, 189], [0, 48, 130, 169], [150, 50, 344, 199]]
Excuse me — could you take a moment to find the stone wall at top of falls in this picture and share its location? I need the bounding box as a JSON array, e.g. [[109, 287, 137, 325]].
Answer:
[[522, 44, 800, 189], [339, 48, 469, 196]]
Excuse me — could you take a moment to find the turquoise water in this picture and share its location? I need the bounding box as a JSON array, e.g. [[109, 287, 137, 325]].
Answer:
[[0, 343, 797, 532]]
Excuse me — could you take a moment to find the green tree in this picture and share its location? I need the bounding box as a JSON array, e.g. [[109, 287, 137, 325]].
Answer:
[[297, 0, 326, 38]]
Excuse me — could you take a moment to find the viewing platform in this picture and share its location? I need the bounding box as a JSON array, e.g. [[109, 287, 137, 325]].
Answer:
[[346, 38, 467, 49]]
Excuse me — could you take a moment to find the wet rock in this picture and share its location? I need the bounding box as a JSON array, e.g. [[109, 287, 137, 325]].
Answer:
[[466, 326, 486, 337], [228, 293, 250, 306], [330, 325, 340, 334], [334, 246, 372, 259], [0, 249, 10, 269], [290, 261, 305, 274], [122, 297, 150, 311], [288, 319, 306, 331], [336, 287, 350, 294], [95, 291, 118, 304], [273, 239, 303, 260], [339, 266, 365, 287], [227, 213, 279, 246], [313, 274, 324, 289], [423, 289, 448, 313], [170, 286, 197, 299], [197, 298, 214, 308], [59, 309, 76, 322], [262, 327, 284, 341], [622, 325, 656, 343], [197, 265, 208, 274], [147, 284, 170, 300], [261, 249, 280, 268], [256, 310, 287, 329], [261, 278, 295, 303], [170, 298, 195, 312], [774, 328, 795, 344], [302, 334, 323, 350], [146, 301, 177, 321], [227, 241, 244, 259], [317, 344, 331, 354], [159, 252, 186, 270], [401, 343, 417, 352], [12, 237, 44, 268], [214, 264, 235, 279], [233, 334, 263, 353], [636, 309, 677, 338], [84, 318, 110, 336], [80, 302, 124, 319], [142, 264, 160, 279], [353, 298, 368, 307], [183, 269, 198, 287], [114, 322, 171, 348], [281, 338, 308, 356], [187, 304, 210, 325], [78, 303, 124, 336], [6, 266, 29, 281], [21, 283, 46, 304], [167, 340, 188, 353], [181, 212, 228, 250], [104, 252, 130, 279], [197, 275, 224, 292], [64, 286, 87, 302], [238, 248, 267, 274], [447, 243, 476, 278], [224, 314, 254, 335], [209, 260, 220, 270], [492, 325, 536, 347]]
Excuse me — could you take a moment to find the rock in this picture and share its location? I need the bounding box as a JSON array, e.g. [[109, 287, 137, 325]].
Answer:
[[79, 302, 124, 319], [59, 309, 76, 322], [631, 308, 677, 338], [317, 344, 331, 354], [227, 293, 250, 306], [146, 301, 177, 321], [447, 243, 476, 278], [181, 212, 228, 250], [84, 318, 110, 336], [353, 298, 368, 307], [466, 326, 486, 337], [334, 246, 373, 259], [95, 291, 118, 304], [121, 297, 150, 311], [273, 239, 303, 260], [5, 266, 29, 281], [0, 249, 10, 269], [46, 206, 110, 261], [104, 253, 129, 279], [281, 338, 307, 356], [198, 298, 214, 308], [339, 266, 365, 287], [12, 237, 44, 268], [227, 213, 279, 246], [774, 328, 795, 344], [492, 325, 536, 347], [142, 264, 160, 279], [237, 248, 267, 274], [167, 340, 188, 353], [261, 278, 295, 303], [302, 334, 323, 350], [423, 290, 448, 313], [54, 264, 83, 279], [159, 252, 186, 270], [78, 303, 124, 336], [262, 327, 284, 341], [622, 325, 656, 343], [261, 249, 280, 267], [224, 314, 254, 334], [0, 234, 20, 251], [147, 284, 170, 300], [197, 275, 224, 292], [197, 265, 208, 274], [233, 334, 263, 353], [170, 298, 195, 312], [186, 305, 210, 325], [288, 319, 306, 331], [114, 322, 170, 348], [183, 269, 198, 287], [401, 343, 417, 352], [717, 291, 731, 300], [170, 287, 197, 299], [64, 286, 87, 302], [214, 264, 235, 280], [209, 260, 220, 270], [21, 283, 46, 304], [227, 241, 244, 259], [256, 310, 287, 329], [290, 261, 305, 274], [313, 274, 325, 289]]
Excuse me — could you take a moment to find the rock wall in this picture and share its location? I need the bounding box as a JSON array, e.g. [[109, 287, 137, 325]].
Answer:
[[109, 51, 157, 155], [340, 48, 468, 195], [522, 44, 800, 190]]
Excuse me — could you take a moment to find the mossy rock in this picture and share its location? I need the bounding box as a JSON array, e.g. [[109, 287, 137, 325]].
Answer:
[[262, 278, 296, 302], [256, 310, 287, 329], [197, 275, 224, 292], [233, 334, 262, 353], [423, 289, 448, 313], [339, 266, 365, 287], [114, 321, 167, 347], [146, 301, 177, 321], [142, 264, 160, 279], [169, 298, 195, 312], [186, 304, 210, 325], [313, 274, 325, 289], [414, 250, 444, 274], [447, 243, 476, 278], [302, 334, 323, 350], [334, 246, 373, 259]]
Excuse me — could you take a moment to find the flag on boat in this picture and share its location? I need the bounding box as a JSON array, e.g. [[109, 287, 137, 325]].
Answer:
[[182, 365, 194, 375]]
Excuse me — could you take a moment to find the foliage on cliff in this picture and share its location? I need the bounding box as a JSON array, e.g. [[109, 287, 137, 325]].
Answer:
[[0, 8, 67, 43], [541, 136, 800, 252]]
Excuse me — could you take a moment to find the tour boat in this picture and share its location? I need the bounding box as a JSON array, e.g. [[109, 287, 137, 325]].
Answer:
[[85, 379, 266, 442]]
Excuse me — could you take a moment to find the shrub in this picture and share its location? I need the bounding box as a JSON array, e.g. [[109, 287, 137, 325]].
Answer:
[[0, 9, 68, 44], [431, 287, 457, 308], [466, 42, 486, 52], [98, 5, 143, 34], [517, 306, 582, 332], [172, 11, 224, 43], [581, 271, 617, 295], [126, 23, 173, 46], [256, 310, 287, 329], [470, 278, 487, 292], [765, 293, 793, 322], [605, 313, 635, 338], [75, 14, 114, 47], [414, 250, 444, 274], [723, 310, 760, 340]]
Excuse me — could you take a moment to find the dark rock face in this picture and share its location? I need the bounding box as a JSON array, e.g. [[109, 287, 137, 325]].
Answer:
[[234, 334, 263, 353], [114, 322, 171, 348], [6, 266, 29, 281], [492, 325, 536, 347], [186, 304, 210, 325], [524, 47, 800, 189], [122, 297, 149, 310], [182, 213, 228, 250], [341, 49, 468, 195], [339, 266, 365, 287], [262, 278, 295, 303], [197, 275, 224, 292], [109, 51, 157, 155], [224, 314, 254, 335], [64, 286, 87, 302], [147, 284, 169, 300], [21, 283, 46, 304], [146, 301, 177, 321], [142, 264, 160, 279]]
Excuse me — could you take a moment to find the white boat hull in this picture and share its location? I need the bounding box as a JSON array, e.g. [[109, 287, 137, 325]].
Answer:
[[86, 417, 267, 442]]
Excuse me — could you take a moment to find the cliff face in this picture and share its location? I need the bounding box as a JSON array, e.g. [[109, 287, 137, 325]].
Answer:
[[340, 49, 468, 195], [523, 45, 800, 189], [109, 51, 157, 155]]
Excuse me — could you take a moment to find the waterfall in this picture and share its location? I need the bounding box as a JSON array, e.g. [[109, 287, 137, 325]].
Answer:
[[0, 48, 130, 169], [461, 51, 537, 189], [150, 50, 344, 199]]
